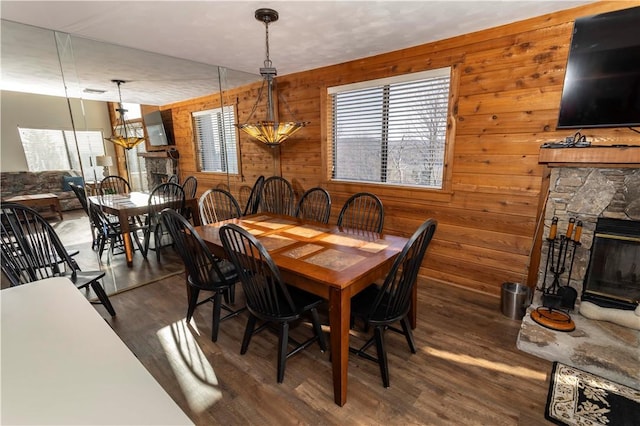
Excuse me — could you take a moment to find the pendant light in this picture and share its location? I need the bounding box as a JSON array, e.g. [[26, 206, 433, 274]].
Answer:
[[237, 8, 309, 147], [104, 79, 146, 150]]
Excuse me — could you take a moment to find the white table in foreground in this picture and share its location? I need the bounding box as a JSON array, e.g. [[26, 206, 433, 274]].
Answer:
[[1, 277, 193, 425]]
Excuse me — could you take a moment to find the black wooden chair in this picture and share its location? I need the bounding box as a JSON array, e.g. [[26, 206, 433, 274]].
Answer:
[[160, 209, 244, 341], [199, 188, 242, 225], [242, 175, 265, 216], [337, 192, 384, 233], [99, 175, 131, 195], [69, 182, 99, 249], [219, 223, 327, 383], [88, 201, 145, 262], [182, 175, 198, 199], [295, 187, 331, 224], [349, 218, 437, 387], [260, 176, 294, 216], [0, 202, 116, 316], [143, 182, 185, 261]]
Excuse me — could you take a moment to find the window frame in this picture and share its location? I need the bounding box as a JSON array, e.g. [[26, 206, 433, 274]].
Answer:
[[323, 66, 458, 202], [192, 105, 239, 175]]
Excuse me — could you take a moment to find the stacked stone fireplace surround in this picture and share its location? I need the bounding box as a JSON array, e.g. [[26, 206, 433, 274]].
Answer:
[[517, 166, 640, 390]]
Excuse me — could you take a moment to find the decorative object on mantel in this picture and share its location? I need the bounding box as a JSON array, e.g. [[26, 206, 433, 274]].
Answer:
[[545, 362, 640, 426], [236, 8, 309, 147], [95, 155, 113, 178], [531, 216, 582, 332], [104, 79, 146, 150]]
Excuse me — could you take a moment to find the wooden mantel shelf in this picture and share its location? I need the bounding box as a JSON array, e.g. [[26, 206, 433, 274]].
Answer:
[[139, 151, 169, 158], [539, 146, 640, 167]]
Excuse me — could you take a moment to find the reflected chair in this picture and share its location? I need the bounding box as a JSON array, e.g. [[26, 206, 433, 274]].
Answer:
[[99, 175, 131, 196], [260, 176, 294, 216], [242, 175, 264, 216], [143, 182, 185, 261], [69, 182, 98, 249], [160, 209, 244, 341], [182, 176, 198, 199], [337, 192, 384, 233], [0, 202, 116, 316], [199, 188, 242, 225], [89, 201, 145, 262], [295, 187, 331, 224], [167, 174, 179, 184], [350, 218, 437, 387], [181, 175, 198, 221], [219, 223, 327, 383]]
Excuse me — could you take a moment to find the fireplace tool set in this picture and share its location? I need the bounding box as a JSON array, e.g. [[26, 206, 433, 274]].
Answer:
[[531, 216, 583, 331]]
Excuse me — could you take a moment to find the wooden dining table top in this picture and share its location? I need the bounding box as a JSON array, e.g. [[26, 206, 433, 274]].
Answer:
[[195, 213, 408, 295]]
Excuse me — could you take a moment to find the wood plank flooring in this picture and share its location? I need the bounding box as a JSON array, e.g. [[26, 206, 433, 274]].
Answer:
[[95, 274, 555, 425], [3, 209, 554, 424]]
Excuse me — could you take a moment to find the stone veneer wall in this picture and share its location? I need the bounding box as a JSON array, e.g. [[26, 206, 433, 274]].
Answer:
[[536, 168, 640, 305], [0, 171, 82, 211]]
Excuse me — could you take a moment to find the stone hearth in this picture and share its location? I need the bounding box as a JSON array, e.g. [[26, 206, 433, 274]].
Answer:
[[517, 306, 639, 389]]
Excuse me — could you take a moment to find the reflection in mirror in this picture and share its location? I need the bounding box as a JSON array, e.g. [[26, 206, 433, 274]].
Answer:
[[2, 19, 259, 191]]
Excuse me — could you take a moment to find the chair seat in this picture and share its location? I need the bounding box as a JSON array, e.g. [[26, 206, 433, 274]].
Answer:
[[188, 258, 237, 291], [351, 284, 407, 325], [66, 270, 107, 289]]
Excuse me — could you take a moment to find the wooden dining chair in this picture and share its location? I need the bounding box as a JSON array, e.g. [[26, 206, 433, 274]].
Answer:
[[219, 223, 327, 383], [160, 209, 244, 342], [295, 187, 331, 224], [260, 176, 294, 216], [337, 192, 384, 233], [242, 175, 265, 216], [0, 202, 116, 316], [182, 175, 198, 199], [99, 175, 131, 196], [143, 182, 185, 261], [349, 218, 437, 387], [199, 188, 242, 225]]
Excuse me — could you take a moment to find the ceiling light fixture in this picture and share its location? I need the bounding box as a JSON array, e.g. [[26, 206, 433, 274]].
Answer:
[[237, 8, 309, 147], [104, 79, 146, 150]]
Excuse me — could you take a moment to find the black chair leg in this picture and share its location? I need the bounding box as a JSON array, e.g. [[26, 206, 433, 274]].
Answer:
[[310, 308, 327, 351], [374, 326, 390, 388], [277, 321, 289, 383], [400, 316, 417, 353], [186, 287, 200, 322], [241, 314, 257, 355], [211, 292, 223, 342], [90, 281, 116, 317]]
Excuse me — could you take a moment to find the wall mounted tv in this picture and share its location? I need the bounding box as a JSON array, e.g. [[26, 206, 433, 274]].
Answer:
[[144, 110, 172, 147], [557, 6, 640, 129]]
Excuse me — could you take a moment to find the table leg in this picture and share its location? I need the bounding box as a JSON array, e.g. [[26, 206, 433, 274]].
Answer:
[[329, 286, 350, 406], [118, 211, 134, 267]]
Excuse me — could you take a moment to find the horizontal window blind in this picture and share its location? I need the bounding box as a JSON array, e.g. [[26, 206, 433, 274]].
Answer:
[[329, 68, 450, 188], [193, 106, 238, 174]]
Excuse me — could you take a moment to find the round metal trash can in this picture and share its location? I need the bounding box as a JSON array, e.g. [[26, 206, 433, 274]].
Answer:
[[501, 282, 531, 320]]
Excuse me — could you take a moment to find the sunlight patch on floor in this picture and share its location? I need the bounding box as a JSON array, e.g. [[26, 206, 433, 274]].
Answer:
[[421, 346, 547, 381], [157, 320, 222, 412]]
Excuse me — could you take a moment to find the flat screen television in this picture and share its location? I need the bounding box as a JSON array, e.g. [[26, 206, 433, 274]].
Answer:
[[557, 6, 640, 129], [144, 110, 171, 147]]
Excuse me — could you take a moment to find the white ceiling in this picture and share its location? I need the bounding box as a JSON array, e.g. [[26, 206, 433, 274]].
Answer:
[[1, 0, 592, 105]]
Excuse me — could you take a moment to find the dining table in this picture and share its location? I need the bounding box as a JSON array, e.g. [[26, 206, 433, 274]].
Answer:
[[195, 213, 409, 406], [88, 192, 199, 266], [1, 277, 194, 425]]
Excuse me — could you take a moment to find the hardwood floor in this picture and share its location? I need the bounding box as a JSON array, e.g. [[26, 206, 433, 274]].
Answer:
[[4, 208, 555, 424], [93, 273, 555, 425]]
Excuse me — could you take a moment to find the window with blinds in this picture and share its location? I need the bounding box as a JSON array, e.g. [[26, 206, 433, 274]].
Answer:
[[18, 127, 105, 180], [193, 106, 238, 174], [328, 68, 451, 189]]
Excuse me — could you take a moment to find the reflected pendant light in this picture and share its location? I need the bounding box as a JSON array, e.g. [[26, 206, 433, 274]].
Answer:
[[237, 8, 309, 147], [104, 79, 146, 150]]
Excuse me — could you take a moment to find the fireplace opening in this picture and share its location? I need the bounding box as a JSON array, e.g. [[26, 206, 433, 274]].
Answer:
[[582, 217, 640, 310]]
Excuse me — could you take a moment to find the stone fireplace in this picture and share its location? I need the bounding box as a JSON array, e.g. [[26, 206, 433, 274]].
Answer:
[[536, 167, 640, 308], [142, 154, 177, 188]]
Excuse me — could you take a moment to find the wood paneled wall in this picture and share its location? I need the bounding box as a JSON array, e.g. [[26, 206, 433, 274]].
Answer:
[[161, 1, 640, 297]]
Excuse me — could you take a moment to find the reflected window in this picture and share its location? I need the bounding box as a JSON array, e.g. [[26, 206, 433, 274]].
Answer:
[[18, 127, 105, 181], [193, 106, 238, 174]]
